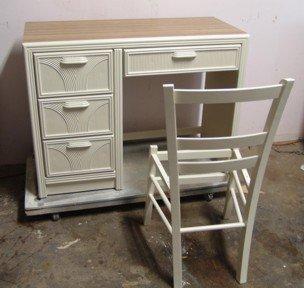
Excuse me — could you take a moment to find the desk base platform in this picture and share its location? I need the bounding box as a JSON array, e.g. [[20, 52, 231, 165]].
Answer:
[[25, 142, 227, 217]]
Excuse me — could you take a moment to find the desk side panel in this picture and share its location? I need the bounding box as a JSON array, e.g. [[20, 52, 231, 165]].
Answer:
[[23, 46, 48, 198]]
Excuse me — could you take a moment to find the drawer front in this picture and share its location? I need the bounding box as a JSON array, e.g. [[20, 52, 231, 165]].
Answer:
[[34, 50, 113, 97], [124, 45, 241, 76], [39, 95, 113, 139], [43, 136, 115, 177]]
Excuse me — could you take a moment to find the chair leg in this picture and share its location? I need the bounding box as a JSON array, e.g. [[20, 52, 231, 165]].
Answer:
[[143, 178, 156, 225], [237, 174, 262, 284], [171, 181, 183, 287], [172, 224, 183, 288], [143, 145, 158, 226], [236, 223, 254, 284]]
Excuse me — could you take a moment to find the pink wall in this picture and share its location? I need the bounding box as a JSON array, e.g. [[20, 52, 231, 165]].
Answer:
[[0, 0, 303, 165]]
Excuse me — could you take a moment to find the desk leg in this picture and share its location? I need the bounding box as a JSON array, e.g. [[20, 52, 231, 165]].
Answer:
[[202, 70, 239, 137]]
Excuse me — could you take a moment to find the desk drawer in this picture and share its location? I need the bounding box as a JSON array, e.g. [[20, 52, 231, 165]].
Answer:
[[39, 95, 113, 139], [43, 136, 115, 177], [34, 50, 113, 97], [124, 45, 241, 76]]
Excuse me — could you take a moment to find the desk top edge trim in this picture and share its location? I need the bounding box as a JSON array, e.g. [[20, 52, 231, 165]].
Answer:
[[23, 34, 249, 49]]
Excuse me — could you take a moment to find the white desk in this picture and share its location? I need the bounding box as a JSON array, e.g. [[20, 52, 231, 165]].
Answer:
[[23, 17, 248, 216]]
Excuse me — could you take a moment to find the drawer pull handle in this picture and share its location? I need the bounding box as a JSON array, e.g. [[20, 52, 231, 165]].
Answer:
[[63, 101, 90, 109], [60, 57, 88, 65], [66, 141, 92, 149], [172, 51, 197, 60]]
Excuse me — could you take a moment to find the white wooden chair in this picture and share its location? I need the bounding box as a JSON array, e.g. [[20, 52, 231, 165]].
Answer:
[[143, 79, 294, 287]]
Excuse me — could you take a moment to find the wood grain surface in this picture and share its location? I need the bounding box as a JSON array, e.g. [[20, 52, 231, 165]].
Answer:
[[24, 17, 246, 42]]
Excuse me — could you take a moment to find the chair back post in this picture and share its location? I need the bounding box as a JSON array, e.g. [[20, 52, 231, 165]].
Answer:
[[163, 84, 179, 194], [244, 79, 294, 223], [236, 78, 294, 283], [163, 83, 183, 286]]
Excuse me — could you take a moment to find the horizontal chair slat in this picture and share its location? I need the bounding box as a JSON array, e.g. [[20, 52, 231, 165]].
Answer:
[[179, 155, 258, 174], [157, 149, 232, 161], [155, 173, 227, 187], [178, 172, 227, 185], [178, 132, 267, 150], [174, 84, 282, 104], [180, 222, 245, 233]]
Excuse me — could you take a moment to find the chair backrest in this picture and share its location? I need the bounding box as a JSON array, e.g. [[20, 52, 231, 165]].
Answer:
[[163, 79, 294, 216]]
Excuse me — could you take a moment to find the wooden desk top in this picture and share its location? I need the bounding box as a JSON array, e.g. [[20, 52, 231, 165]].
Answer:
[[23, 17, 246, 43]]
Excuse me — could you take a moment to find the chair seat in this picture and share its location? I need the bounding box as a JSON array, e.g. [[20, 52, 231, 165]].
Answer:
[[145, 144, 247, 252], [153, 149, 229, 188]]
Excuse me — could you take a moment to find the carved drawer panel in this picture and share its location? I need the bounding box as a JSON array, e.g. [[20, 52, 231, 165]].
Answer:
[[34, 50, 113, 97], [124, 45, 241, 76], [43, 136, 115, 177], [39, 95, 113, 139]]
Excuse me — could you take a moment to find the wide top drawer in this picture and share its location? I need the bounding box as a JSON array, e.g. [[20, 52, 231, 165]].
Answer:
[[34, 50, 113, 97], [124, 45, 241, 77]]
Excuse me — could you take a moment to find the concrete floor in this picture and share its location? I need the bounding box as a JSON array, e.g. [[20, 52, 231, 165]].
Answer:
[[0, 143, 303, 288]]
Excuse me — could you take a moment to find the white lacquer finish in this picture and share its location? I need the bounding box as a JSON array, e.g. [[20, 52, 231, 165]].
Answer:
[[39, 95, 113, 139], [143, 80, 294, 287], [23, 18, 249, 218], [124, 44, 241, 76], [34, 50, 113, 97], [43, 136, 115, 177], [113, 49, 123, 190], [177, 132, 267, 150], [46, 177, 116, 195]]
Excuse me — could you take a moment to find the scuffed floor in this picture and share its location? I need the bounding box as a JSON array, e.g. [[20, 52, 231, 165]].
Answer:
[[0, 143, 303, 288]]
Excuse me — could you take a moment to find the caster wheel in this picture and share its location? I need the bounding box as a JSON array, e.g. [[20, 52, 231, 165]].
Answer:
[[51, 213, 60, 221], [206, 193, 214, 202]]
